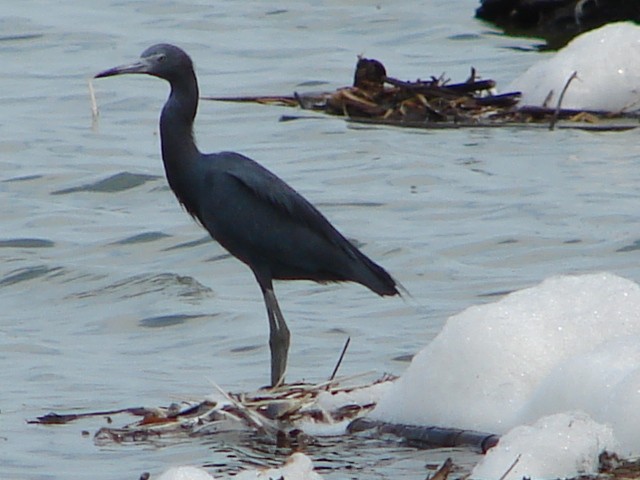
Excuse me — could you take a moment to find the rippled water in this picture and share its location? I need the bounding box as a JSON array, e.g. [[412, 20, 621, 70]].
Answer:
[[2, 1, 640, 479]]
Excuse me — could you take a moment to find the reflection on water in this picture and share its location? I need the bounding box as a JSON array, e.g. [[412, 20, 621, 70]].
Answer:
[[2, 1, 640, 479]]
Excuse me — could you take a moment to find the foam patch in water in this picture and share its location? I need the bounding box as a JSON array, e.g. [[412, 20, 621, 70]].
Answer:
[[508, 22, 640, 111], [370, 272, 640, 476]]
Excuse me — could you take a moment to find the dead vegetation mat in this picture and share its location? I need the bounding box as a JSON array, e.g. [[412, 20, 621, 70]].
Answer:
[[203, 57, 640, 132]]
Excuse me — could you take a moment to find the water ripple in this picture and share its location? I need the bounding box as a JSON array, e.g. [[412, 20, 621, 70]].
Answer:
[[72, 273, 213, 300], [51, 172, 159, 195], [617, 240, 640, 253], [0, 265, 63, 287], [139, 313, 209, 328], [0, 238, 54, 248], [111, 231, 171, 245]]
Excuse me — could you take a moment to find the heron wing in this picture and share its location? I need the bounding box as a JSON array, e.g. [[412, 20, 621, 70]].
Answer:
[[196, 152, 398, 295], [206, 151, 359, 259]]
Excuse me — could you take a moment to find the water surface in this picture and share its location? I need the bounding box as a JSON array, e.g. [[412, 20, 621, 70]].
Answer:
[[2, 1, 639, 479]]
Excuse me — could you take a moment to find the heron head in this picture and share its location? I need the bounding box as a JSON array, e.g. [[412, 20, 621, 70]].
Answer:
[[94, 43, 194, 82]]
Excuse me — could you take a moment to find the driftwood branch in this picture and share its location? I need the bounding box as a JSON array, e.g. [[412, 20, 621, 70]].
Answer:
[[29, 407, 148, 425], [383, 76, 495, 98], [428, 458, 454, 480], [347, 417, 500, 453]]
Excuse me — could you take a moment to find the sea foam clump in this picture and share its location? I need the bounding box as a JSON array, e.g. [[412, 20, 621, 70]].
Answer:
[[508, 22, 640, 112], [371, 272, 640, 478]]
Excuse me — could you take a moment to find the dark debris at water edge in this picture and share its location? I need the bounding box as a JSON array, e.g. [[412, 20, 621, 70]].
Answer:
[[203, 56, 640, 132]]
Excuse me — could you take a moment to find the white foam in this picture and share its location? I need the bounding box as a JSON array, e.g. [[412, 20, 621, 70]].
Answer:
[[507, 22, 640, 111], [156, 466, 216, 480], [155, 453, 323, 480], [234, 452, 324, 480], [369, 272, 640, 477], [472, 412, 617, 480]]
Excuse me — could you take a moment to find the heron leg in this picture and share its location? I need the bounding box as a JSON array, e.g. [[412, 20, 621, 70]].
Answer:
[[258, 282, 290, 387]]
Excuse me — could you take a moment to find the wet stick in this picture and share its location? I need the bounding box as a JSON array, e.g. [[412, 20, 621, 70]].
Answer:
[[329, 336, 351, 382], [550, 71, 578, 131]]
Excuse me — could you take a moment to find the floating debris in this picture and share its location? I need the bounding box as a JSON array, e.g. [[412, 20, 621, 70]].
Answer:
[[203, 56, 640, 131], [30, 376, 640, 480], [29, 373, 499, 454], [31, 375, 394, 446]]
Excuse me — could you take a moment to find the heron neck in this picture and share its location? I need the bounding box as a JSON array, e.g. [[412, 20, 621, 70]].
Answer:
[[159, 71, 200, 169], [159, 70, 202, 212]]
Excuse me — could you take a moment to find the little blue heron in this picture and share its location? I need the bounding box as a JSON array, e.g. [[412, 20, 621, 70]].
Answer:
[[95, 44, 400, 386]]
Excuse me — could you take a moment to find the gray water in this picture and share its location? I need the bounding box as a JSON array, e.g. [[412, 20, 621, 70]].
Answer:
[[2, 1, 639, 479]]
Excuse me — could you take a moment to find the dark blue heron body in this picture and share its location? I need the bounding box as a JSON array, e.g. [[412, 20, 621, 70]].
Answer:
[[95, 44, 399, 386]]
